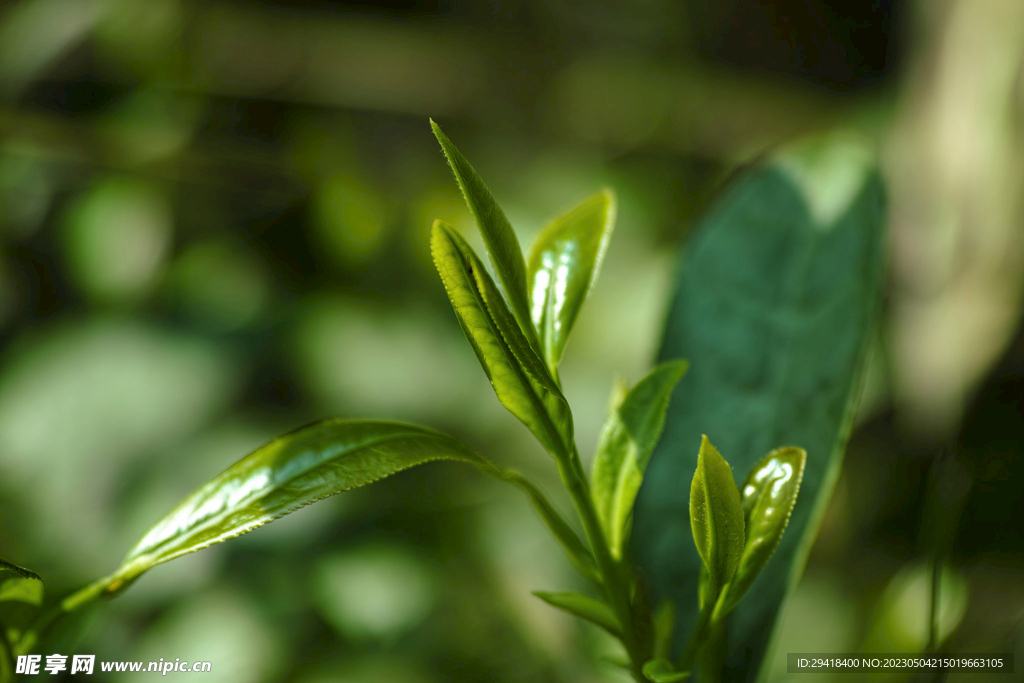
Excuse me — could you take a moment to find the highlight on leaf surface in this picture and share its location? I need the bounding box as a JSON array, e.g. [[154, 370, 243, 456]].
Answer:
[[689, 435, 745, 595], [64, 420, 498, 609], [719, 446, 806, 615], [527, 190, 615, 377], [430, 219, 573, 458], [591, 360, 688, 558], [533, 591, 622, 638], [430, 120, 536, 348]]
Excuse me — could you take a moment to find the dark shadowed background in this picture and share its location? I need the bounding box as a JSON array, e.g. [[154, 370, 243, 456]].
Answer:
[[0, 0, 1021, 681]]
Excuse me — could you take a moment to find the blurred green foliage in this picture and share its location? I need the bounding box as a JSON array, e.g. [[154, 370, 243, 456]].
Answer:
[[0, 0, 1021, 681]]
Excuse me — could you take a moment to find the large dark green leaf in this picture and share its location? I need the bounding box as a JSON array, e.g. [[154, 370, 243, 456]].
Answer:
[[632, 144, 886, 682], [64, 420, 499, 607], [590, 360, 688, 558], [432, 219, 573, 458], [431, 120, 537, 350], [527, 190, 615, 377]]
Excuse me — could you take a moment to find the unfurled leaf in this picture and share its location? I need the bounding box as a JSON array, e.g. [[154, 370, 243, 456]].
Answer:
[[719, 447, 806, 614], [499, 471, 600, 584], [527, 190, 615, 376], [431, 219, 573, 457], [533, 591, 622, 637], [633, 138, 885, 680], [431, 120, 536, 348], [643, 658, 690, 682], [690, 435, 744, 596], [591, 361, 688, 558], [65, 420, 498, 607]]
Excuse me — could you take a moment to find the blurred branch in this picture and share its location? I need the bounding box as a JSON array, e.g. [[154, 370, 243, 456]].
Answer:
[[0, 102, 301, 199]]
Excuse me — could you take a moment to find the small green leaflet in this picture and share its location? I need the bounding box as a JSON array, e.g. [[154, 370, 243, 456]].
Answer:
[[643, 658, 691, 682], [591, 360, 688, 558], [719, 447, 805, 615], [533, 591, 622, 637], [0, 556, 44, 660], [527, 190, 615, 378], [0, 557, 42, 598], [431, 219, 573, 458], [689, 436, 745, 598], [66, 420, 502, 605], [431, 120, 538, 351]]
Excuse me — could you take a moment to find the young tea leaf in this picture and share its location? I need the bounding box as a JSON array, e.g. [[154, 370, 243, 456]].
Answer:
[[527, 190, 615, 377], [591, 360, 688, 558], [643, 658, 691, 683], [719, 447, 806, 615], [533, 591, 622, 638], [689, 436, 744, 595], [431, 120, 537, 348], [68, 420, 498, 605], [633, 139, 885, 681], [431, 219, 573, 458]]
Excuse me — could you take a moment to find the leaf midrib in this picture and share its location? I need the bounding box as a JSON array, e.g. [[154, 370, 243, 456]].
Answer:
[[127, 430, 450, 563]]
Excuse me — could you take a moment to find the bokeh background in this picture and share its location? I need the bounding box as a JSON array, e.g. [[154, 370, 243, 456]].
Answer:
[[0, 0, 1021, 681]]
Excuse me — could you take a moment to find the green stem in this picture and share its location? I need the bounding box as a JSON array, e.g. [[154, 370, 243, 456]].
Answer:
[[678, 580, 722, 674], [555, 445, 647, 681], [60, 576, 112, 613]]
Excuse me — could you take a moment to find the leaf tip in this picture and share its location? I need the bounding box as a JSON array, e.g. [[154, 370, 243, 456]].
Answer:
[[430, 118, 453, 154], [599, 186, 617, 216], [429, 218, 452, 255]]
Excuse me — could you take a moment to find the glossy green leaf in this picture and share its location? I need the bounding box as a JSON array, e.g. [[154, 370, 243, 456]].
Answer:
[[65, 420, 498, 606], [533, 591, 622, 637], [431, 120, 536, 349], [499, 471, 600, 584], [633, 139, 886, 682], [643, 658, 691, 682], [431, 219, 573, 457], [719, 447, 806, 616], [690, 435, 744, 595], [591, 360, 688, 558], [527, 190, 615, 376]]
